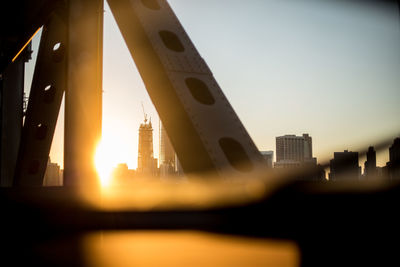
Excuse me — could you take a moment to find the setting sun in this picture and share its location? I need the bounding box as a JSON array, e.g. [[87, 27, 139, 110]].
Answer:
[[95, 132, 133, 187], [95, 140, 115, 187]]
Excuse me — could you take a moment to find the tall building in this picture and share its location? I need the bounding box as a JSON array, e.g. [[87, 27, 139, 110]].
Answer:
[[389, 138, 400, 163], [159, 121, 176, 176], [137, 118, 157, 175], [43, 157, 62, 186], [303, 133, 313, 159], [276, 135, 304, 162], [364, 146, 377, 178], [329, 150, 360, 181], [275, 134, 316, 168], [386, 138, 400, 180], [260, 151, 273, 168]]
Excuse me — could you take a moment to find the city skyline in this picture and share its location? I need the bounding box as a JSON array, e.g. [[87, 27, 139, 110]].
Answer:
[[23, 0, 400, 171], [42, 127, 399, 184]]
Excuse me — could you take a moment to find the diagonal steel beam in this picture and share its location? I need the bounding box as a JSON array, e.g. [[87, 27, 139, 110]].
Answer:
[[107, 0, 265, 177], [14, 6, 68, 186]]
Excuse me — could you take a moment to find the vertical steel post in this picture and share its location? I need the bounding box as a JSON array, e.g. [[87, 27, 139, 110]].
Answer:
[[64, 0, 103, 187], [0, 58, 24, 186]]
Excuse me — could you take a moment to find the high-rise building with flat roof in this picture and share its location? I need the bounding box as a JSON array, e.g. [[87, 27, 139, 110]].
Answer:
[[303, 133, 312, 159], [364, 146, 377, 178], [386, 138, 400, 181], [276, 135, 304, 162], [275, 134, 316, 168]]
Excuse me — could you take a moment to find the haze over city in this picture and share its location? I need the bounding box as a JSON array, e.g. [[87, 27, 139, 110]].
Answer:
[[24, 0, 400, 171]]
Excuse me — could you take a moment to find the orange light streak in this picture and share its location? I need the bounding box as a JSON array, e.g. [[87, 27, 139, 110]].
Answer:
[[12, 27, 41, 62]]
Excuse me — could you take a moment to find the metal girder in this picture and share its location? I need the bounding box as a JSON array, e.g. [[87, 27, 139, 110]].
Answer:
[[63, 0, 103, 187], [0, 58, 25, 186], [13, 7, 68, 186], [107, 0, 265, 177], [0, 0, 64, 73]]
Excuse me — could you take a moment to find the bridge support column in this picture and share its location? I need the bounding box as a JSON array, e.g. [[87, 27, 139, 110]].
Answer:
[[64, 0, 103, 188]]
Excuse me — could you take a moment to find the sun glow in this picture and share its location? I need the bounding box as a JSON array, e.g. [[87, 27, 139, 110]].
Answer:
[[95, 132, 132, 187], [95, 140, 115, 187]]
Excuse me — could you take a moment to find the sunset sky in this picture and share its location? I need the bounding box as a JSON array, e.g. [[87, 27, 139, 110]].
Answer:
[[25, 0, 400, 170]]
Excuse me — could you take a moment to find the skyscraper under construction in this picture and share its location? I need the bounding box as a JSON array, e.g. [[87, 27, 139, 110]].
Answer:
[[137, 118, 157, 175]]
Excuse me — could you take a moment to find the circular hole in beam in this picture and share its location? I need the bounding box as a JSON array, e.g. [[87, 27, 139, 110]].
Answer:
[[219, 137, 253, 172], [185, 78, 215, 105], [159, 31, 185, 52], [43, 85, 56, 103], [52, 42, 65, 62], [53, 43, 61, 51]]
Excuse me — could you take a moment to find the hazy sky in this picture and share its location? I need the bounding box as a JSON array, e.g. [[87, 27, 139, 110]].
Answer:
[[25, 0, 400, 170]]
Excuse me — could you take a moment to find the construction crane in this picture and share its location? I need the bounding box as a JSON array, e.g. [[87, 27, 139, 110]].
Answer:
[[141, 101, 148, 124]]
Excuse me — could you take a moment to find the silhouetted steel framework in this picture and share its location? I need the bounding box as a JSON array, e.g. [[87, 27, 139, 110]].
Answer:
[[13, 6, 68, 186], [0, 0, 400, 267], [5, 0, 103, 187], [10, 0, 265, 187]]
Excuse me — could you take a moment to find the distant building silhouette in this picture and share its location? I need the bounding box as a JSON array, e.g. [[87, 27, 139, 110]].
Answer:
[[159, 122, 177, 177], [329, 150, 361, 181], [175, 155, 185, 176], [137, 118, 158, 176], [385, 138, 400, 181], [260, 151, 273, 168], [112, 163, 136, 184], [303, 133, 313, 160], [316, 164, 327, 181], [364, 146, 377, 178], [275, 134, 316, 168], [43, 157, 62, 186]]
